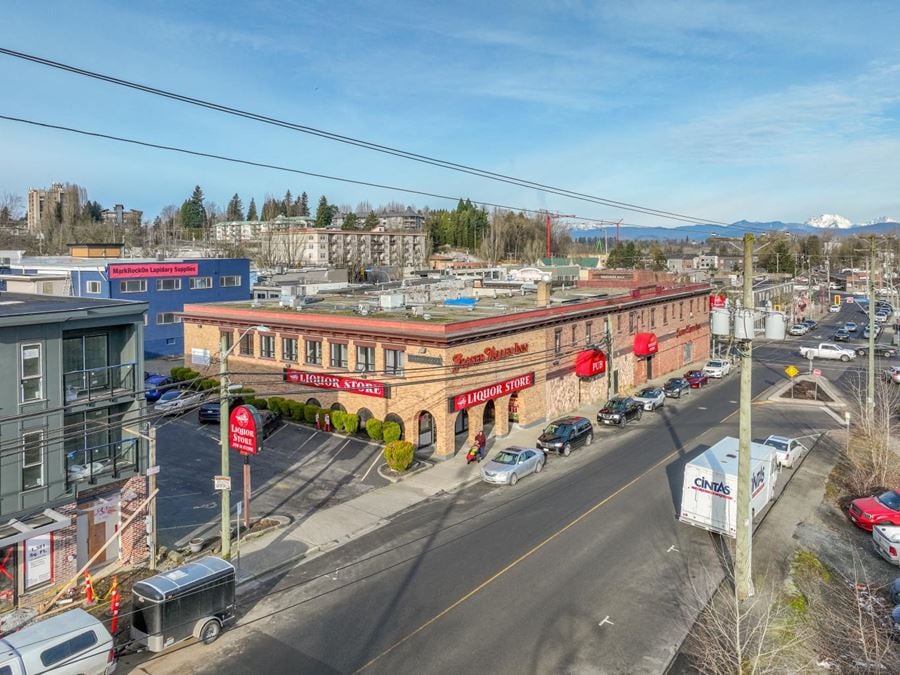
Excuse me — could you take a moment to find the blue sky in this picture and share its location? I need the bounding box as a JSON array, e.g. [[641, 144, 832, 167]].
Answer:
[[2, 0, 900, 227]]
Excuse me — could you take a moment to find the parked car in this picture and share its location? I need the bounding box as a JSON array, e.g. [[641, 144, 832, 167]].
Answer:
[[802, 319, 818, 330], [632, 387, 666, 411], [144, 373, 175, 402], [789, 324, 808, 336], [198, 396, 246, 424], [702, 359, 731, 378], [684, 370, 709, 388], [855, 345, 898, 358], [597, 397, 643, 426], [663, 377, 692, 398], [536, 416, 593, 456], [799, 342, 856, 362], [258, 410, 283, 438], [155, 389, 206, 415], [762, 435, 808, 468], [847, 489, 900, 531], [480, 447, 545, 486], [863, 325, 883, 339], [873, 525, 900, 566], [883, 366, 900, 384], [875, 312, 889, 324], [833, 329, 851, 342], [0, 607, 117, 674], [828, 304, 841, 313], [844, 321, 858, 332]]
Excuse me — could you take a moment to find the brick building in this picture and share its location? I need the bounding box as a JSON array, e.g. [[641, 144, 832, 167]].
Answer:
[[181, 280, 711, 459]]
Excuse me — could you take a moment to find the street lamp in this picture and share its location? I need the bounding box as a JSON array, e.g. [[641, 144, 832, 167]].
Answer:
[[220, 324, 270, 559]]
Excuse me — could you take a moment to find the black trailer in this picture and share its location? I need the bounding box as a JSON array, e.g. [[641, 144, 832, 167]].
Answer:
[[130, 556, 236, 652]]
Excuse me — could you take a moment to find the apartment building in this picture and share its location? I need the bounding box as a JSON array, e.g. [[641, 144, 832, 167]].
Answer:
[[268, 228, 427, 268], [0, 294, 149, 617]]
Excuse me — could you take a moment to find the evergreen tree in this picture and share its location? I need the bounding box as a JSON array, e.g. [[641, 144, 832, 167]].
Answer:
[[298, 191, 310, 216], [283, 190, 293, 216], [363, 211, 379, 230], [262, 197, 280, 221], [225, 193, 244, 221], [759, 238, 796, 275], [623, 241, 638, 268], [650, 245, 668, 271], [341, 212, 359, 230], [246, 198, 258, 221], [315, 196, 333, 228], [180, 185, 207, 230]]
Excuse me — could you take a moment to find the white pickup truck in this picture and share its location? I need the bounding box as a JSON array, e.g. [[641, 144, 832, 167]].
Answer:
[[798, 342, 855, 362]]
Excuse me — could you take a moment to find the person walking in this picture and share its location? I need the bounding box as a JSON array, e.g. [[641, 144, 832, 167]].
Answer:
[[475, 430, 487, 460]]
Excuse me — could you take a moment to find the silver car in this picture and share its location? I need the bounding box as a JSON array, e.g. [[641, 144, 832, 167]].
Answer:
[[480, 447, 545, 486], [632, 386, 665, 411], [154, 389, 205, 415]]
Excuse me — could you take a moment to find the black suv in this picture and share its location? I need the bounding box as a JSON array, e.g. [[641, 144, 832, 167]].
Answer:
[[597, 397, 643, 426], [198, 397, 245, 424], [536, 416, 593, 456], [663, 377, 691, 398]]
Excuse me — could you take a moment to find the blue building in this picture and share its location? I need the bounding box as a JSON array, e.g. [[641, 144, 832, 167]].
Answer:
[[0, 245, 251, 357]]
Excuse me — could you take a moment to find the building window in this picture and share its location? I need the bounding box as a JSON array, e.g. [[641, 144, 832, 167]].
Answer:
[[651, 309, 656, 328], [663, 306, 668, 325], [306, 340, 322, 365], [221, 331, 234, 352], [156, 278, 181, 291], [356, 345, 375, 372], [41, 281, 54, 294], [617, 314, 622, 332], [156, 312, 181, 325], [119, 279, 146, 293], [690, 299, 695, 314], [20, 343, 42, 402], [554, 329, 562, 356], [166, 338, 176, 345], [190, 277, 213, 290], [585, 322, 592, 345], [571, 326, 577, 345], [239, 333, 253, 356], [260, 335, 275, 359], [628, 312, 635, 333], [22, 430, 43, 490], [330, 343, 347, 369], [385, 349, 404, 376], [683, 342, 693, 363], [282, 338, 298, 362], [220, 275, 241, 287], [680, 301, 684, 320]]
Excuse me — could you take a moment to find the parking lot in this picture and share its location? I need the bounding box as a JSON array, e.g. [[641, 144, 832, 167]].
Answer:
[[152, 408, 388, 548]]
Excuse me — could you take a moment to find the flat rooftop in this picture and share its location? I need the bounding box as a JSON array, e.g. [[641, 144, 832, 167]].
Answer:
[[0, 292, 145, 318], [7, 256, 245, 269]]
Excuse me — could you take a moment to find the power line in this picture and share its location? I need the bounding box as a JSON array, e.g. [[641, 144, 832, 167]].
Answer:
[[0, 47, 728, 226]]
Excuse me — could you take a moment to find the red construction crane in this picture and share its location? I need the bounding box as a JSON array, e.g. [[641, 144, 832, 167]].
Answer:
[[544, 212, 578, 258]]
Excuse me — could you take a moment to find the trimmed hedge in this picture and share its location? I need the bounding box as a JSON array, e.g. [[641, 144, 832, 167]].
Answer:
[[303, 405, 317, 424], [330, 410, 346, 431], [267, 397, 287, 415], [343, 413, 360, 435], [383, 440, 415, 472], [365, 418, 383, 441], [286, 401, 305, 421], [382, 421, 402, 443]]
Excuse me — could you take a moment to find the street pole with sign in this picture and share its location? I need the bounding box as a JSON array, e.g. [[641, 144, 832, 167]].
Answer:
[[229, 404, 262, 532], [219, 332, 231, 559]]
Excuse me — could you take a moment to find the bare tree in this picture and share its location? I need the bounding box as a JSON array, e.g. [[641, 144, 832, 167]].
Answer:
[[0, 192, 24, 225], [843, 377, 900, 494]]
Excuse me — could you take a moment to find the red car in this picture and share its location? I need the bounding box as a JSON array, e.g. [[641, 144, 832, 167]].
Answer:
[[684, 370, 709, 388], [847, 489, 900, 531]]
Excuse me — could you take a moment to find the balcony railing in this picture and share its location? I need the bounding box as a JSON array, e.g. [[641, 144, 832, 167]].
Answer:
[[63, 363, 137, 403], [66, 438, 138, 485]]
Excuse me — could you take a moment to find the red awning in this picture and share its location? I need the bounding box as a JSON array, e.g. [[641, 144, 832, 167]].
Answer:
[[634, 332, 659, 356], [575, 350, 606, 377]]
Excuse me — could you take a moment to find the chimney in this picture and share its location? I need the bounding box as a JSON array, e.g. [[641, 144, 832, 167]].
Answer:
[[537, 281, 551, 307]]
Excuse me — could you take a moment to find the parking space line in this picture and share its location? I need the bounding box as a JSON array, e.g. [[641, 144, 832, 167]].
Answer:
[[360, 451, 384, 482]]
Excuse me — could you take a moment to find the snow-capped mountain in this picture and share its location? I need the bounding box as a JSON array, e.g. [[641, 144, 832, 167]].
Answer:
[[805, 213, 853, 229], [866, 216, 899, 225]]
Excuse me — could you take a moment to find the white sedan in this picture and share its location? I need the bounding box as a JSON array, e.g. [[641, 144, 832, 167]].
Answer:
[[828, 305, 841, 313], [632, 386, 666, 411], [873, 525, 900, 566], [154, 389, 206, 415], [762, 435, 808, 468], [789, 324, 808, 336], [702, 359, 731, 378]]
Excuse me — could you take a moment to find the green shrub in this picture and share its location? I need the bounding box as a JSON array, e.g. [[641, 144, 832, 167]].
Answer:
[[303, 405, 317, 424], [170, 366, 187, 381], [383, 440, 415, 472], [252, 398, 268, 410], [343, 414, 359, 434], [267, 398, 283, 414], [237, 387, 255, 394], [365, 418, 383, 441], [287, 401, 305, 421], [330, 410, 346, 431], [382, 421, 402, 443], [197, 378, 218, 391]]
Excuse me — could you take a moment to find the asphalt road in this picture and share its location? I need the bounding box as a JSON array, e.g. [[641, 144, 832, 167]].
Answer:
[[128, 356, 841, 675], [153, 413, 388, 547]]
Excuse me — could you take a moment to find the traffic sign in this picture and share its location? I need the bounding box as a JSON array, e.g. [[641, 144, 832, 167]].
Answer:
[[846, 297, 855, 304], [813, 368, 822, 377], [214, 475, 231, 491], [784, 365, 800, 378], [145, 465, 160, 476]]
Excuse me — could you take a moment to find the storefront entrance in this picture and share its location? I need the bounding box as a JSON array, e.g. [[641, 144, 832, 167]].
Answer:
[[417, 411, 435, 449], [508, 393, 520, 424], [454, 409, 469, 451], [482, 400, 495, 436]]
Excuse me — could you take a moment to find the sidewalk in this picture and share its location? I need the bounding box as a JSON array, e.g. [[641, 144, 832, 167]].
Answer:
[[227, 359, 713, 587]]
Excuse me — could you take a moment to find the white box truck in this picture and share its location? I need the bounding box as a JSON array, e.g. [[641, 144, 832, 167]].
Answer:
[[679, 436, 779, 538]]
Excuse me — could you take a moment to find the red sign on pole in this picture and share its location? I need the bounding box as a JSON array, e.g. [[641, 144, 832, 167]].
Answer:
[[813, 368, 822, 377], [448, 373, 535, 412], [282, 368, 388, 398], [107, 262, 200, 279], [710, 294, 727, 309], [574, 350, 606, 377], [229, 405, 261, 455]]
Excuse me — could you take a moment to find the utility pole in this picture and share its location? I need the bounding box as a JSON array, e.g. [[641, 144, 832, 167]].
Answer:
[[220, 333, 231, 559], [735, 232, 754, 601], [867, 242, 876, 424], [148, 425, 158, 571], [605, 316, 615, 400]]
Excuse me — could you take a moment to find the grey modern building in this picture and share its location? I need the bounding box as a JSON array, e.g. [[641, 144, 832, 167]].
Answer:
[[0, 293, 149, 618]]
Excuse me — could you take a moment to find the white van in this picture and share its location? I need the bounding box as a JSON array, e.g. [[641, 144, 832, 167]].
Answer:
[[0, 608, 116, 674]]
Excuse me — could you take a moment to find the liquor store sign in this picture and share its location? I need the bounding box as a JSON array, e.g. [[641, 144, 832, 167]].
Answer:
[[283, 368, 389, 398], [449, 372, 534, 412], [451, 342, 529, 373]]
